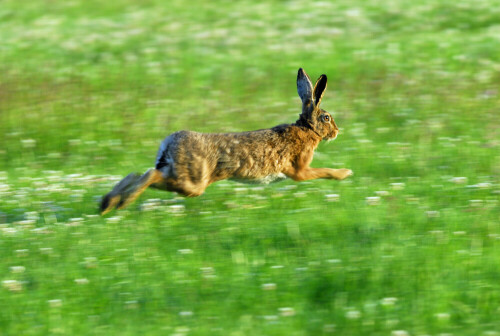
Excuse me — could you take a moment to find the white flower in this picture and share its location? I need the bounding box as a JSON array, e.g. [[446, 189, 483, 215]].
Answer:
[[39, 247, 53, 254], [16, 219, 35, 226], [106, 216, 122, 224], [2, 227, 17, 235], [125, 300, 138, 309], [74, 278, 89, 285], [325, 194, 340, 202], [390, 183, 405, 190], [48, 299, 62, 308], [391, 331, 409, 336], [15, 249, 29, 256], [278, 307, 295, 316], [0, 183, 9, 192], [450, 177, 467, 184], [475, 182, 492, 189], [386, 319, 399, 327], [366, 196, 381, 205], [21, 139, 36, 148], [327, 259, 342, 264], [10, 266, 25, 273], [261, 283, 277, 291], [345, 310, 361, 319], [169, 204, 185, 215], [141, 199, 161, 211], [2, 280, 23, 291], [174, 326, 190, 334], [426, 211, 440, 218], [200, 267, 216, 279], [68, 139, 82, 146], [381, 297, 398, 306], [345, 8, 362, 18], [483, 331, 499, 336], [25, 211, 39, 221], [83, 257, 98, 268], [376, 127, 391, 134], [435, 312, 450, 321], [469, 200, 483, 207]]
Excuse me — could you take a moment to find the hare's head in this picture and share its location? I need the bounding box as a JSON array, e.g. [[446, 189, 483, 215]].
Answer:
[[296, 68, 339, 141]]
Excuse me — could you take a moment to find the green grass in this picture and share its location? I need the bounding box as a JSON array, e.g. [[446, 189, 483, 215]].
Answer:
[[1, 0, 499, 335]]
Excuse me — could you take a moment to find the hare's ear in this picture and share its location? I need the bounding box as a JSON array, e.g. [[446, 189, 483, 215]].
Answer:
[[313, 74, 327, 107], [297, 68, 313, 105]]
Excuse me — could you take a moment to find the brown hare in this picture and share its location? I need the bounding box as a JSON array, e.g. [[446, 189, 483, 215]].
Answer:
[[100, 68, 353, 214]]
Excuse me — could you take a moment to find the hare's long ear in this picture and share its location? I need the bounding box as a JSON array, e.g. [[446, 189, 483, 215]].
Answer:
[[297, 68, 313, 105], [313, 74, 327, 107]]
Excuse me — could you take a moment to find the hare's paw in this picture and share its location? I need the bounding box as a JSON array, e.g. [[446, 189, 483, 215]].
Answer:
[[335, 168, 353, 180], [100, 194, 121, 215]]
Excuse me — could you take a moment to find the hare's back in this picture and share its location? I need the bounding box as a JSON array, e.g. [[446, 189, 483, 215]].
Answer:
[[155, 130, 221, 177], [155, 128, 295, 183]]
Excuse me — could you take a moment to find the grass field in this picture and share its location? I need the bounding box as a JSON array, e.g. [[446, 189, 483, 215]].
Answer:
[[1, 0, 499, 335]]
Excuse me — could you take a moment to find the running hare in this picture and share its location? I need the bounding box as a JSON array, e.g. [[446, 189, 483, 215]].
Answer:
[[100, 68, 352, 214]]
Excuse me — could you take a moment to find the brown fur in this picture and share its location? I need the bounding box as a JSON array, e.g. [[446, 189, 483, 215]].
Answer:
[[100, 68, 352, 215]]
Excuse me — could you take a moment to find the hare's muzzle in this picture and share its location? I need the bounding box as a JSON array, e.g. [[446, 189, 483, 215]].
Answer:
[[327, 127, 339, 141]]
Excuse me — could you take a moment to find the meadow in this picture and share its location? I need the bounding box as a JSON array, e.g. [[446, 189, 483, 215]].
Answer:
[[0, 0, 499, 335]]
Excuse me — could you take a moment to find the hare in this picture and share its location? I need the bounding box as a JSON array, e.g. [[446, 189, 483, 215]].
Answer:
[[100, 68, 353, 214]]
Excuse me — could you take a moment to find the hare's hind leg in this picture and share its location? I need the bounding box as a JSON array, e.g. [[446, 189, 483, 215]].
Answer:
[[150, 178, 208, 197], [100, 173, 141, 215], [100, 169, 165, 215], [287, 167, 353, 181]]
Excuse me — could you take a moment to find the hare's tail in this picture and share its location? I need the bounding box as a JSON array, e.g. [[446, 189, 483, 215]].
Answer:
[[100, 169, 164, 215]]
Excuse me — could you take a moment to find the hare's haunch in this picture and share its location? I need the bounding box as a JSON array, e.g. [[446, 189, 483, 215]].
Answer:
[[100, 68, 353, 214]]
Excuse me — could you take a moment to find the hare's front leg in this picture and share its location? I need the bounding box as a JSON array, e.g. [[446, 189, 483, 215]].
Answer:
[[287, 167, 353, 181], [327, 168, 353, 180]]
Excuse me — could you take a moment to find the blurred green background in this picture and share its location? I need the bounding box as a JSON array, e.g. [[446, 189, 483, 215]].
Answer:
[[0, 0, 499, 335]]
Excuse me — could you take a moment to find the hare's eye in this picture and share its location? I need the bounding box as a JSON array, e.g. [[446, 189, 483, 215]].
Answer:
[[322, 115, 330, 122]]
